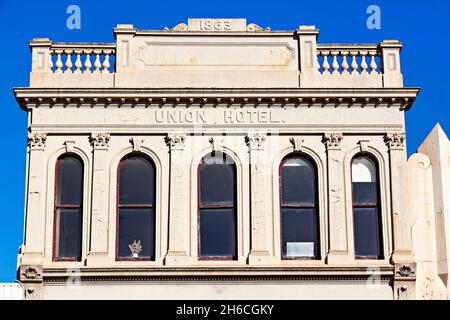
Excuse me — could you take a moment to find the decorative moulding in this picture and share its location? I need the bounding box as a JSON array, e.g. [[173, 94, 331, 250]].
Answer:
[[358, 140, 370, 152], [14, 88, 418, 111], [165, 133, 187, 150], [130, 137, 144, 152], [385, 132, 406, 150], [245, 132, 267, 150], [64, 141, 76, 153], [22, 266, 41, 280], [323, 132, 343, 150], [20, 265, 43, 283], [246, 23, 270, 32], [290, 137, 304, 152], [209, 137, 224, 153], [27, 133, 47, 149], [395, 263, 416, 279], [89, 133, 111, 150]]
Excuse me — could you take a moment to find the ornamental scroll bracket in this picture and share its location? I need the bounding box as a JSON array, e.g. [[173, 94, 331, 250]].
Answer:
[[246, 23, 270, 32]]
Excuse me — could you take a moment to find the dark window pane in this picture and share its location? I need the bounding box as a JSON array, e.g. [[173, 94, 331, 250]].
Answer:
[[200, 163, 235, 205], [57, 208, 82, 259], [200, 208, 236, 258], [354, 207, 382, 258], [119, 156, 155, 205], [281, 157, 315, 205], [57, 157, 83, 205], [281, 208, 319, 258], [118, 208, 154, 258], [352, 182, 378, 205]]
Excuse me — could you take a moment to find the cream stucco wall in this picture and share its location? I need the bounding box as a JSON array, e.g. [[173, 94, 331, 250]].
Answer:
[[43, 282, 393, 300]]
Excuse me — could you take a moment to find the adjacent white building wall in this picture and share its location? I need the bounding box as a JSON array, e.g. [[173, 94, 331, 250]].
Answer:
[[0, 283, 24, 300], [408, 124, 450, 299]]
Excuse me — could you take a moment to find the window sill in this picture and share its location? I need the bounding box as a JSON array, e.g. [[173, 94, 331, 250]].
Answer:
[[115, 257, 154, 262]]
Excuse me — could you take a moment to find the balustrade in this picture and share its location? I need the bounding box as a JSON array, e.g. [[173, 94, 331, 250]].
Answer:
[[317, 45, 380, 75], [49, 44, 115, 74]]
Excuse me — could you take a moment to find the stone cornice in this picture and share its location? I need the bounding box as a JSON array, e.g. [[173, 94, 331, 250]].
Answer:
[[14, 87, 420, 111]]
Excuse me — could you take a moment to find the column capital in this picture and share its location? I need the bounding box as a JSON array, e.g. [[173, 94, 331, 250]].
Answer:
[[323, 132, 343, 150], [89, 133, 110, 150], [245, 132, 267, 151], [165, 133, 186, 151], [27, 132, 47, 150], [385, 131, 406, 150]]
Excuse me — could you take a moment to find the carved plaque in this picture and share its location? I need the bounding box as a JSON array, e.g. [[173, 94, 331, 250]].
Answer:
[[188, 18, 246, 31]]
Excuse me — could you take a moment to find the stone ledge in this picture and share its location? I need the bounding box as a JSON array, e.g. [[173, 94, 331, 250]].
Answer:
[[41, 265, 395, 284]]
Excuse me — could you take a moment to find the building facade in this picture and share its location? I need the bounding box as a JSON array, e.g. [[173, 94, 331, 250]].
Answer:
[[13, 18, 437, 299]]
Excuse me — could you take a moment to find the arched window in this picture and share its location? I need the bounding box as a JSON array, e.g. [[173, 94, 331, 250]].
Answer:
[[117, 155, 155, 260], [54, 155, 83, 261], [198, 152, 237, 260], [351, 155, 383, 259], [280, 155, 320, 259]]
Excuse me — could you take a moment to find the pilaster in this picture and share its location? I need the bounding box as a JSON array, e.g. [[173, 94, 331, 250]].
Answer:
[[164, 133, 189, 265], [86, 133, 111, 266], [323, 133, 352, 264], [22, 133, 47, 265], [246, 132, 271, 265], [386, 132, 415, 263]]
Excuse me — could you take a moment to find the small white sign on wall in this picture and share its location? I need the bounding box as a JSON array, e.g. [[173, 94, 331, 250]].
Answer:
[[286, 242, 315, 257]]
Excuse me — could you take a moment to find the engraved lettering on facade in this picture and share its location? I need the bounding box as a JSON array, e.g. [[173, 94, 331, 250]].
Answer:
[[223, 110, 282, 124], [154, 110, 207, 124], [199, 19, 232, 31]]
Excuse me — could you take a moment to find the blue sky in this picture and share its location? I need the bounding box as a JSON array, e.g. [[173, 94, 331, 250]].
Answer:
[[0, 0, 449, 282]]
